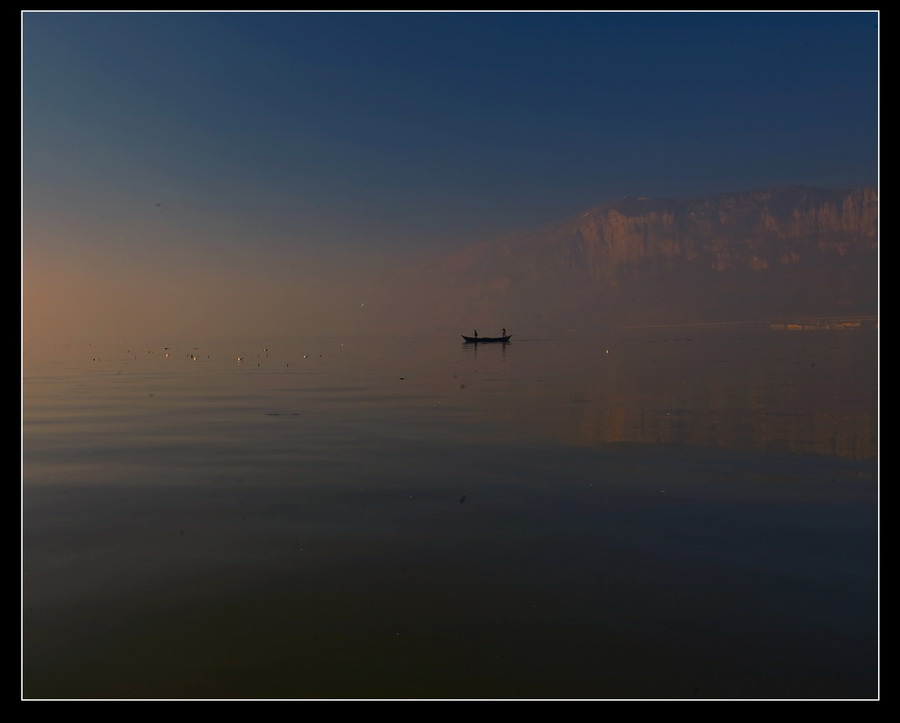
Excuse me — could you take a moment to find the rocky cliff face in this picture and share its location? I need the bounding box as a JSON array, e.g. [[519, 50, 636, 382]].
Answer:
[[544, 186, 876, 281], [385, 186, 878, 332]]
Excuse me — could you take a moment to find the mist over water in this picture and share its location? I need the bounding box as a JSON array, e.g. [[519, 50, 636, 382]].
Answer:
[[22, 9, 879, 699], [23, 328, 877, 699]]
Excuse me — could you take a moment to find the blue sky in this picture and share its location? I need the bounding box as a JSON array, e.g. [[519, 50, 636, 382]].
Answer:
[[22, 10, 878, 339]]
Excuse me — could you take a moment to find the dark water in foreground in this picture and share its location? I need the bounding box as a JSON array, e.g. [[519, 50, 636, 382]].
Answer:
[[22, 329, 878, 699]]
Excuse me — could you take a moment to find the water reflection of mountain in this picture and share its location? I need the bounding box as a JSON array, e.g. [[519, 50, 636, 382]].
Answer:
[[460, 330, 877, 461]]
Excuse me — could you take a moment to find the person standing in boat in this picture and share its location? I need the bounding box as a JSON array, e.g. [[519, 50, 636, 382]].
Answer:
[[474, 330, 478, 338], [502, 327, 506, 337]]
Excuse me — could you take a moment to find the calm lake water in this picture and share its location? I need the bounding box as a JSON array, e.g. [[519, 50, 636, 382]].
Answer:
[[22, 328, 878, 699]]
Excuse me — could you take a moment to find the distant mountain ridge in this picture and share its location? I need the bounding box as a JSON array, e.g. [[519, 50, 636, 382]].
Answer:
[[380, 186, 877, 333]]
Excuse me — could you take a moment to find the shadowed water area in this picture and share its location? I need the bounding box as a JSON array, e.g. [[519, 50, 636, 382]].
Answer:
[[22, 328, 878, 699]]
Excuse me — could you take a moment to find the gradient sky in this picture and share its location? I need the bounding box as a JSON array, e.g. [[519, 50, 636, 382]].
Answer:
[[22, 10, 878, 341]]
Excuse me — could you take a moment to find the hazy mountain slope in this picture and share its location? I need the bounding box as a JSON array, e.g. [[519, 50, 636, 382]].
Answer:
[[371, 186, 877, 334]]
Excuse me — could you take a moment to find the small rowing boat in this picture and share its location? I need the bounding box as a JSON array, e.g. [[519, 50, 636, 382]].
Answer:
[[461, 335, 511, 343]]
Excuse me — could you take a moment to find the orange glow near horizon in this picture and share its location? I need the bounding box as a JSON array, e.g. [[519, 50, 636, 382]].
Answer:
[[23, 233, 404, 347]]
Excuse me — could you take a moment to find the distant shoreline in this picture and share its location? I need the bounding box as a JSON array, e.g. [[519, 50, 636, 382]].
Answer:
[[618, 316, 877, 331]]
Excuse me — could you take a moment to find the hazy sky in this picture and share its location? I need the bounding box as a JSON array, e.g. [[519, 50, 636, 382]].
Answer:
[[22, 10, 878, 341]]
